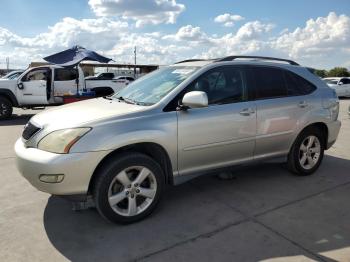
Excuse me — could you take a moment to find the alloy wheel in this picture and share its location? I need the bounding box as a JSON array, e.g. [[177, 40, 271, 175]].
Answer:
[[0, 102, 9, 116], [107, 166, 157, 217], [299, 135, 321, 170]]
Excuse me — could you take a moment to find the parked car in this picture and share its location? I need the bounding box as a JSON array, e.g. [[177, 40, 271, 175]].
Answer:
[[323, 77, 350, 97], [0, 70, 24, 80], [112, 76, 135, 86], [15, 56, 341, 224], [85, 72, 116, 80], [0, 65, 128, 119]]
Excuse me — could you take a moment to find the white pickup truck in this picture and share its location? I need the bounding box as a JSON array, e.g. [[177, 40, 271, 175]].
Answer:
[[0, 65, 128, 119]]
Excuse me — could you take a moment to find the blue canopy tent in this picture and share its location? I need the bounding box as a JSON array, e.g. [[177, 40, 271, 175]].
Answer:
[[43, 46, 113, 95], [43, 45, 112, 67]]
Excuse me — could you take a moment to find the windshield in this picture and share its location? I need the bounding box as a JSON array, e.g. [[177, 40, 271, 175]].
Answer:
[[8, 72, 22, 79], [2, 71, 20, 79], [113, 66, 199, 105]]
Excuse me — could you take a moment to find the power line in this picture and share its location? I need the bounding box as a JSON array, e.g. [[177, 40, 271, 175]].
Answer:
[[134, 46, 137, 77]]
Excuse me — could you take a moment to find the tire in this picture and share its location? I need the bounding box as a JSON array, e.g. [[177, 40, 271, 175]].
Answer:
[[0, 96, 13, 120], [287, 127, 325, 176], [93, 153, 165, 224]]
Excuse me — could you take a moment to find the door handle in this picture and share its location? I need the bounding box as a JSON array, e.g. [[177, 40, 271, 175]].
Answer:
[[298, 101, 308, 108], [239, 108, 255, 116]]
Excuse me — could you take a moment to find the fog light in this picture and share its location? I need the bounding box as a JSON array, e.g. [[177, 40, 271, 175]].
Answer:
[[39, 174, 64, 183]]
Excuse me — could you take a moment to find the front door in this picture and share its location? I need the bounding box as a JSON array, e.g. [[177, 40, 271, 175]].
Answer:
[[17, 68, 50, 105], [177, 65, 256, 175]]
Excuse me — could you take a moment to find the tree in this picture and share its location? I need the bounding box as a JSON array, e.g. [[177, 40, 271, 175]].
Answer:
[[327, 67, 350, 77], [313, 69, 328, 78]]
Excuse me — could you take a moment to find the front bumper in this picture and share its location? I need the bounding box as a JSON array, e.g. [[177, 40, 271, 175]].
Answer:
[[15, 138, 110, 195], [326, 120, 341, 149]]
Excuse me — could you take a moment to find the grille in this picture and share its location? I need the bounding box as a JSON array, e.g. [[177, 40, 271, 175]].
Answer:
[[22, 122, 40, 140]]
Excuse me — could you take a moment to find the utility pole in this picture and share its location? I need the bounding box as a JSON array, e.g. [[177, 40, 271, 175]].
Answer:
[[6, 57, 9, 73], [134, 46, 137, 78]]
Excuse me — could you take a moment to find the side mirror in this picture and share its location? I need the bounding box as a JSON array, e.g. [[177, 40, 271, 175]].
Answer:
[[180, 91, 208, 110], [17, 82, 24, 90], [338, 82, 344, 85]]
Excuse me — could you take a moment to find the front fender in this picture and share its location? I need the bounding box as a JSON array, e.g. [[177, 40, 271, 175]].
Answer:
[[70, 112, 178, 171]]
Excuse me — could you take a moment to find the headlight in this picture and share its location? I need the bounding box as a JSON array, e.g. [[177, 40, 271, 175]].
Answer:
[[38, 128, 91, 154]]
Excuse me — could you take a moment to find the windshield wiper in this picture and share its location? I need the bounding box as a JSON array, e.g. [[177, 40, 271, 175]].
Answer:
[[115, 96, 137, 105], [115, 96, 153, 106], [103, 96, 113, 100]]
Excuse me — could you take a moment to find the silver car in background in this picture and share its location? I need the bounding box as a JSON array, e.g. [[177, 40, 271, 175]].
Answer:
[[15, 56, 341, 224], [323, 77, 350, 97]]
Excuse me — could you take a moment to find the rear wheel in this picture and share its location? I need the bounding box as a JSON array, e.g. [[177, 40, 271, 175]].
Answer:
[[93, 153, 164, 224], [0, 96, 13, 120], [287, 127, 325, 176]]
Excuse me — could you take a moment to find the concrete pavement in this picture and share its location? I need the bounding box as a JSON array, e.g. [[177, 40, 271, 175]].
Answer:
[[0, 102, 349, 262]]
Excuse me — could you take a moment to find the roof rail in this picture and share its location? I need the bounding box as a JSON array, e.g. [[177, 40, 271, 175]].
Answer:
[[174, 59, 211, 64], [216, 56, 300, 66]]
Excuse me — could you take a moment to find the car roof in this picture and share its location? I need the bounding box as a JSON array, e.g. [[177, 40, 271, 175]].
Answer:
[[173, 55, 300, 67], [172, 60, 303, 73]]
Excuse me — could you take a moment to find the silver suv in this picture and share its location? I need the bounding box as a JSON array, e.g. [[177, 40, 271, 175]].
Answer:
[[15, 56, 341, 224]]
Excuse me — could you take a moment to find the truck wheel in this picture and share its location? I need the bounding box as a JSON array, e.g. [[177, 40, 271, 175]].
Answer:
[[0, 96, 13, 120], [287, 127, 325, 176], [93, 153, 164, 224]]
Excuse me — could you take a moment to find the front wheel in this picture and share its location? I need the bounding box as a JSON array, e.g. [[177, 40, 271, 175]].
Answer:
[[93, 153, 164, 224], [0, 96, 13, 120], [287, 127, 325, 176]]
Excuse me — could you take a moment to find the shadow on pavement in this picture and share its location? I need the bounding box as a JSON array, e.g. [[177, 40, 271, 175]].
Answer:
[[43, 155, 350, 262], [0, 114, 34, 126]]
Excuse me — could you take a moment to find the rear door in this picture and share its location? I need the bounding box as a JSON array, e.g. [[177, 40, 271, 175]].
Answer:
[[53, 68, 79, 96], [17, 67, 50, 105], [251, 66, 316, 159], [177, 65, 256, 175]]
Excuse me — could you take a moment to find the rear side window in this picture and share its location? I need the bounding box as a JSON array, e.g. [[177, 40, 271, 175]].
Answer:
[[284, 71, 316, 95], [100, 73, 114, 79], [252, 67, 287, 99], [54, 68, 78, 81]]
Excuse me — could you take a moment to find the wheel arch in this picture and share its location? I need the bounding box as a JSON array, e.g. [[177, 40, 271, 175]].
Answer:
[[0, 89, 19, 107], [88, 142, 174, 194], [294, 122, 329, 150]]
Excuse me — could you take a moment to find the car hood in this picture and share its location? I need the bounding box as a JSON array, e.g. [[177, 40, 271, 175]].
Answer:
[[31, 97, 147, 129], [0, 79, 16, 85]]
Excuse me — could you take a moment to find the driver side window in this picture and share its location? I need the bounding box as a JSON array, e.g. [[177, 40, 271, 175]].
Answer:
[[187, 66, 247, 105], [340, 78, 350, 85], [22, 69, 48, 82]]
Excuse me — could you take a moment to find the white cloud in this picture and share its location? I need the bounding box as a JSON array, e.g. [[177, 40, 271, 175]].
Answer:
[[0, 12, 349, 69], [236, 21, 274, 40], [88, 0, 185, 27], [0, 17, 129, 68], [273, 12, 350, 61], [163, 25, 209, 43], [214, 13, 244, 27]]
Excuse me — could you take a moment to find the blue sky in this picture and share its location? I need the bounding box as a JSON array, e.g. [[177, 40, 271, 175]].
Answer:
[[1, 0, 349, 36], [0, 0, 349, 69]]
